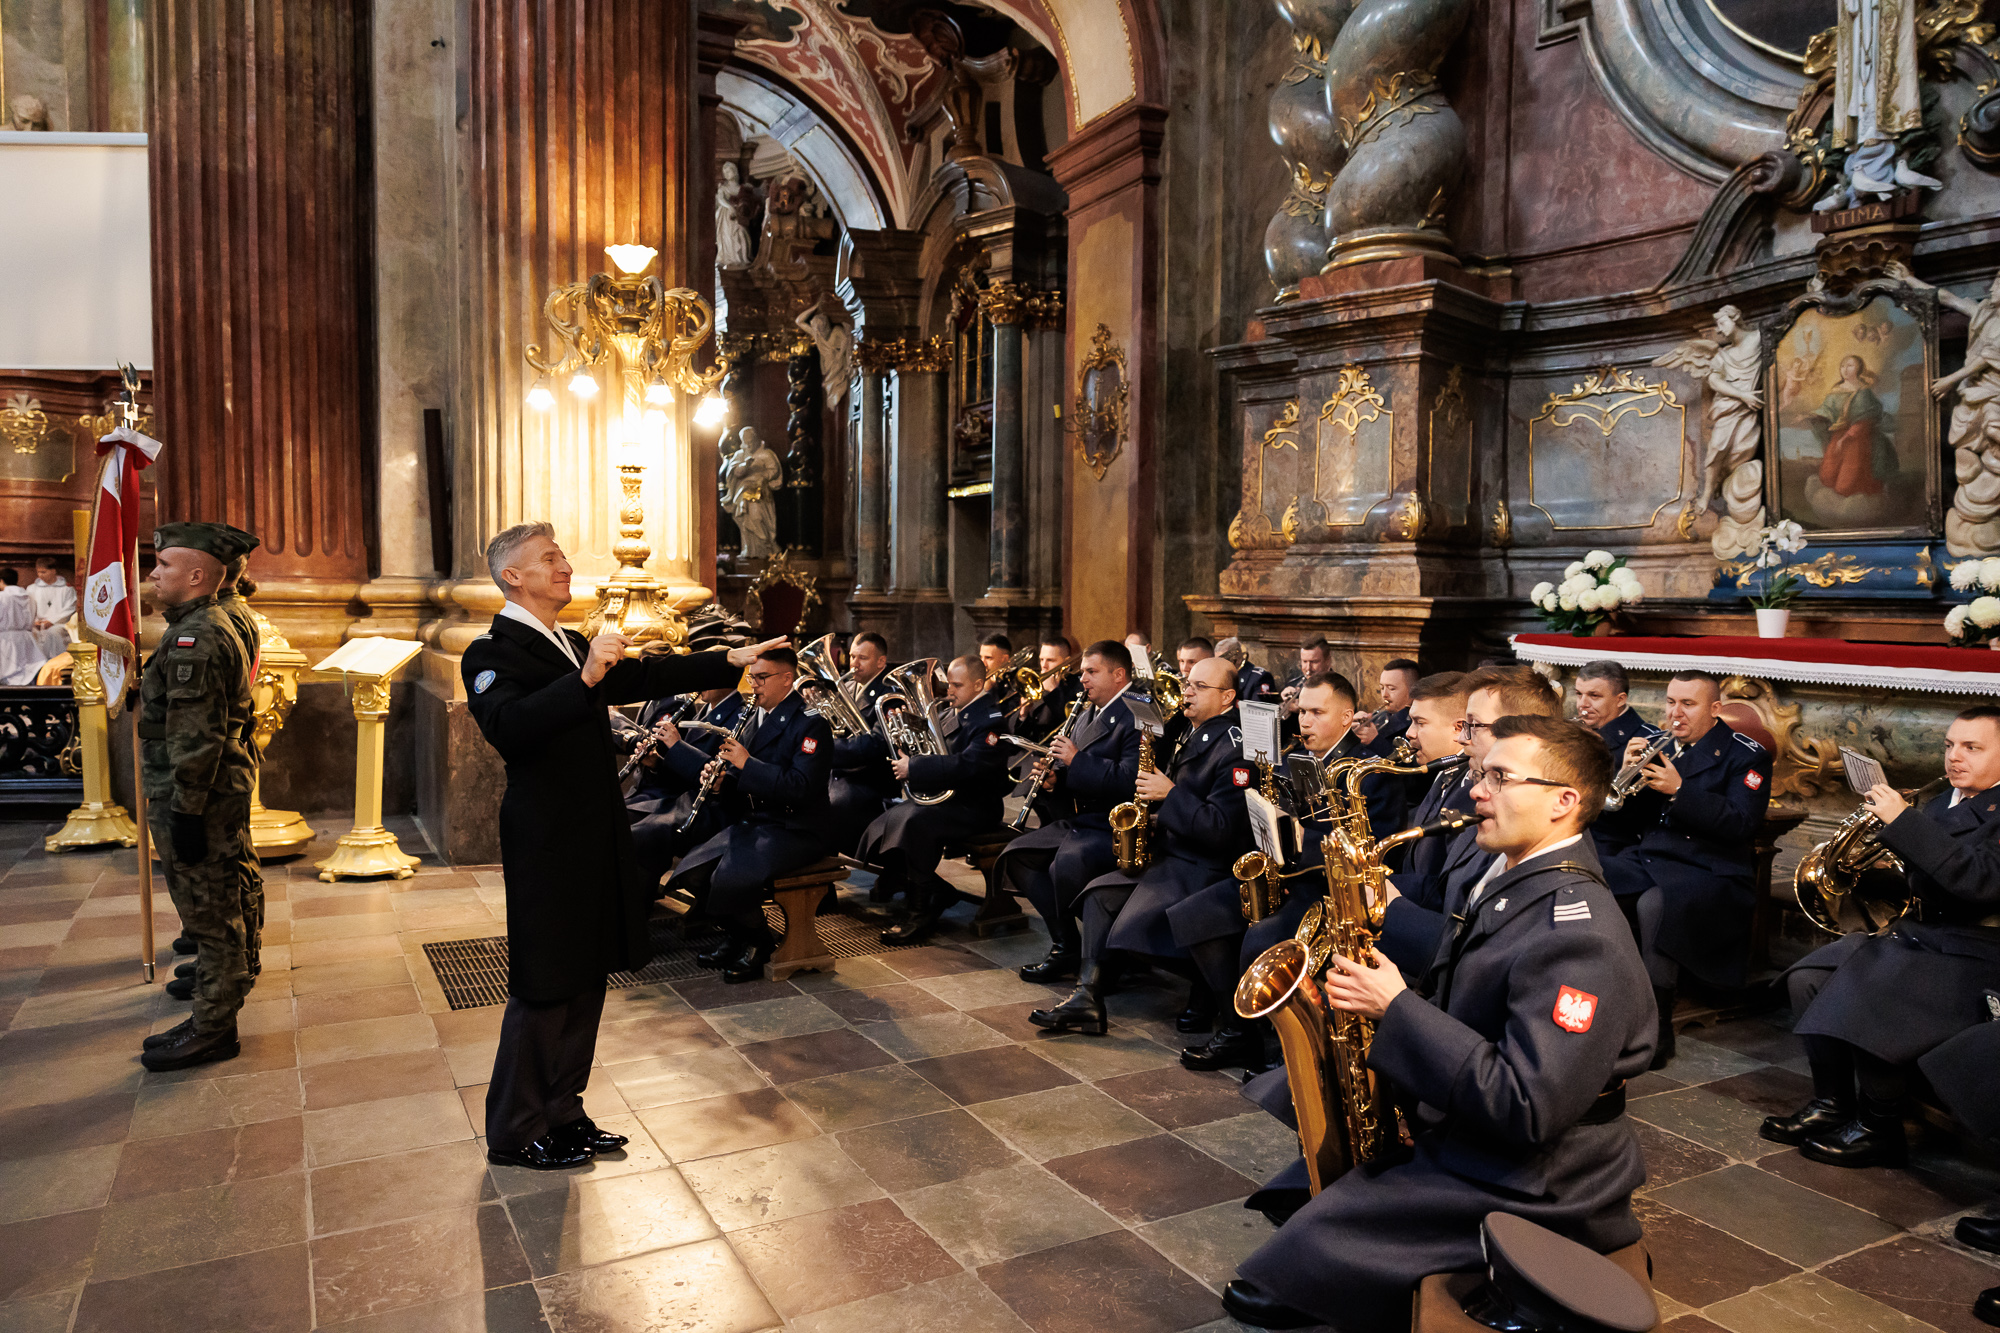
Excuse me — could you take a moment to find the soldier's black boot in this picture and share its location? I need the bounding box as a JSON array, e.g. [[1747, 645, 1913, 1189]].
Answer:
[[142, 1017, 194, 1051], [881, 880, 951, 945], [1760, 1097, 1855, 1147], [141, 1021, 240, 1072], [165, 974, 197, 1001], [1175, 976, 1217, 1034], [721, 917, 775, 984], [1020, 942, 1080, 984], [1801, 1109, 1907, 1168], [1180, 1023, 1262, 1072], [1028, 963, 1108, 1035], [1649, 986, 1676, 1070], [172, 935, 196, 956]]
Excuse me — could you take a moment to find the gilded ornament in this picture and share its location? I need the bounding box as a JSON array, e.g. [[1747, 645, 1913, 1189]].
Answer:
[[1282, 30, 1329, 84], [1228, 509, 1249, 550], [1491, 497, 1513, 547], [1026, 289, 1066, 330], [854, 336, 904, 374], [1280, 495, 1305, 544], [1320, 364, 1388, 434], [979, 281, 1029, 326], [1, 394, 48, 455], [896, 336, 955, 373], [744, 549, 822, 632], [1389, 491, 1429, 540], [1426, 366, 1472, 527], [1720, 676, 1843, 801], [1337, 71, 1443, 154], [1281, 163, 1337, 220], [1534, 366, 1682, 437], [1071, 324, 1129, 480]]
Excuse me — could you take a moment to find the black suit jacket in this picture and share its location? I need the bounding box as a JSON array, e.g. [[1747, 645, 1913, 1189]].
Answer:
[[462, 617, 740, 1000]]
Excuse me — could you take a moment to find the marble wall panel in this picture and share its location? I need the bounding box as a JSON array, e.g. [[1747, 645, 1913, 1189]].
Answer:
[[1064, 209, 1136, 644]]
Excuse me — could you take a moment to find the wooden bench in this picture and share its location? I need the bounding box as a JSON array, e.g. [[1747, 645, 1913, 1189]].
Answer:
[[1412, 1241, 1653, 1331], [957, 831, 1030, 936], [767, 857, 849, 980]]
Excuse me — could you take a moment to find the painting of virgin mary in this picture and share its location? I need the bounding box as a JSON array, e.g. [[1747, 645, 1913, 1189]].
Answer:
[[1808, 355, 1888, 498]]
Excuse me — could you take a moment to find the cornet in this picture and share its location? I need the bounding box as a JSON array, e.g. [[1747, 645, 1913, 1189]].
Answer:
[[1603, 731, 1674, 812]]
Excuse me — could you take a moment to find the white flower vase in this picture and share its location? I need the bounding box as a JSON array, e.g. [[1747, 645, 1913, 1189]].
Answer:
[[1754, 608, 1790, 639]]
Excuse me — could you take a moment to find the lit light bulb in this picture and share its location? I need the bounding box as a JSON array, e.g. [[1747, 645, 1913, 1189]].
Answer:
[[644, 379, 673, 405], [604, 243, 657, 275], [694, 393, 727, 428], [567, 370, 599, 398], [525, 382, 555, 410]]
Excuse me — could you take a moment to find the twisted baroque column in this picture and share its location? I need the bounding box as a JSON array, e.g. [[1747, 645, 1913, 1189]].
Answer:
[[1265, 0, 1351, 299]]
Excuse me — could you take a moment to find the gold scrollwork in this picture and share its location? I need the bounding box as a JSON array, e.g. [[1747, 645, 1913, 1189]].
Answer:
[[895, 336, 955, 373], [1320, 364, 1386, 434], [1280, 495, 1304, 545], [1388, 491, 1429, 541], [1526, 365, 1688, 531], [1237, 401, 1302, 549], [1720, 675, 1843, 801], [979, 282, 1029, 327], [744, 549, 822, 633], [1491, 497, 1513, 548], [1281, 162, 1337, 219], [1718, 550, 1879, 589], [1, 394, 48, 455], [1071, 324, 1130, 481], [352, 680, 393, 720], [1338, 71, 1443, 153]]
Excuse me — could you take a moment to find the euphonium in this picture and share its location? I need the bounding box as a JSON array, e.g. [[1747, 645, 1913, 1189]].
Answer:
[[1602, 731, 1673, 812], [795, 633, 872, 739], [1001, 646, 1045, 710], [874, 658, 956, 806], [1793, 777, 1943, 934]]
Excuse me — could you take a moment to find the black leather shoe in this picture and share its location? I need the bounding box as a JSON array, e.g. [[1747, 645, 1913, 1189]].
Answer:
[[487, 1133, 594, 1170], [552, 1116, 628, 1154], [172, 935, 196, 956], [881, 889, 949, 945], [1176, 985, 1217, 1034], [1221, 1279, 1318, 1329], [142, 1017, 194, 1051], [1957, 1215, 2000, 1255], [721, 939, 774, 984], [1181, 1025, 1261, 1072], [165, 975, 196, 1001], [1801, 1115, 1907, 1169], [140, 1022, 240, 1072], [694, 942, 736, 969], [1019, 945, 1079, 984], [1760, 1097, 1855, 1147], [174, 961, 195, 980], [1976, 1284, 2000, 1328], [1028, 968, 1107, 1035]]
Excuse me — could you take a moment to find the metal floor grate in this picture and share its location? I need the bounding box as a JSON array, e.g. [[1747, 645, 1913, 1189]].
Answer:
[[421, 897, 926, 1010]]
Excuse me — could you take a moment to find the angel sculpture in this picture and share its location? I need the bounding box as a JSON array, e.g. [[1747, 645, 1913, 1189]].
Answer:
[[1653, 305, 1764, 559], [1891, 262, 2000, 554], [793, 297, 854, 409]]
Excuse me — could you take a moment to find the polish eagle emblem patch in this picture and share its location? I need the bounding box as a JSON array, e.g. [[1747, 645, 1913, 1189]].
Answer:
[[1553, 985, 1598, 1034]]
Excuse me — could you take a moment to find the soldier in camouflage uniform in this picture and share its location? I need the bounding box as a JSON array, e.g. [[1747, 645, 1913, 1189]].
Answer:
[[137, 522, 261, 1072]]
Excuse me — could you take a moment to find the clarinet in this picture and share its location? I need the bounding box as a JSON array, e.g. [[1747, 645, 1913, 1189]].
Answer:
[[1009, 698, 1086, 831], [678, 705, 758, 833], [618, 696, 705, 783]]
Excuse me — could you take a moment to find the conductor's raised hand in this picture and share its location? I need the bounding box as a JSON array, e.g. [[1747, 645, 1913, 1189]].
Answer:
[[719, 737, 751, 770], [728, 637, 789, 668], [581, 633, 632, 687]]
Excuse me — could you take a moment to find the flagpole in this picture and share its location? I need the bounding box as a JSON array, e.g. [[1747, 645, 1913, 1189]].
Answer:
[[131, 526, 154, 984]]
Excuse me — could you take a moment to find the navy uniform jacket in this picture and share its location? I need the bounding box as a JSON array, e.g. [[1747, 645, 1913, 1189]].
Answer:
[[1237, 837, 1656, 1327], [902, 691, 1014, 813], [462, 619, 740, 1000], [629, 694, 735, 805], [1387, 761, 1475, 885], [1016, 672, 1082, 743], [1795, 785, 2000, 1064], [1049, 694, 1145, 831], [1363, 706, 1413, 758], [1379, 817, 1493, 979], [714, 691, 834, 837], [1601, 718, 1772, 987], [1920, 1017, 2000, 1143], [653, 693, 746, 792], [1588, 706, 1667, 863], [1235, 662, 1278, 705], [830, 667, 899, 792]]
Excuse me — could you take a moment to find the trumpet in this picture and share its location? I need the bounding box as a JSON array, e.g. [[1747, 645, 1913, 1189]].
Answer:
[[1603, 731, 1674, 812], [1011, 697, 1086, 830]]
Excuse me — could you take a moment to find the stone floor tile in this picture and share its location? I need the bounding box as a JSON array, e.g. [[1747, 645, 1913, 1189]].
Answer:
[[1660, 1316, 1740, 1333], [1630, 1197, 1800, 1308], [305, 1088, 474, 1167], [669, 975, 799, 1011], [290, 955, 412, 995], [1629, 1086, 1784, 1163], [234, 996, 298, 1036], [0, 1014, 151, 1068], [109, 1115, 302, 1200], [679, 1134, 885, 1231], [1175, 1113, 1302, 1186], [1136, 1198, 1276, 1290], [594, 983, 694, 1024], [127, 1068, 302, 1138], [0, 1143, 122, 1224], [506, 1167, 717, 1277], [1700, 1066, 1818, 1117], [7, 983, 160, 1031], [896, 1162, 1120, 1267], [856, 1010, 1014, 1062], [428, 1004, 508, 1048], [814, 981, 956, 1024], [1634, 1123, 1732, 1193], [310, 1140, 495, 1235], [290, 912, 400, 944], [910, 968, 1064, 1011], [977, 1228, 1229, 1333], [1046, 1135, 1255, 1226], [1700, 1268, 1943, 1333], [483, 1114, 676, 1197], [298, 1012, 440, 1067], [1095, 1065, 1252, 1130], [444, 1038, 502, 1086], [310, 1203, 530, 1326], [1754, 1148, 1993, 1231], [0, 1208, 101, 1300], [0, 1287, 80, 1333], [970, 1083, 1163, 1162], [906, 1045, 1079, 1105], [91, 1174, 307, 1280], [71, 1241, 312, 1333], [533, 1237, 777, 1333], [1030, 1030, 1182, 1082], [1647, 1163, 1900, 1267], [295, 984, 424, 1029], [732, 1196, 959, 1318], [790, 1269, 1034, 1333], [0, 1054, 140, 1114], [787, 956, 908, 994], [604, 1046, 768, 1111], [781, 1064, 959, 1131], [0, 1091, 133, 1162], [835, 1106, 1022, 1192], [1655, 1035, 1771, 1087], [1692, 1015, 1813, 1066], [964, 1000, 1068, 1044], [301, 1048, 458, 1112], [312, 1281, 550, 1333], [735, 1026, 896, 1085], [701, 994, 846, 1045], [637, 1087, 821, 1163], [879, 943, 1001, 980], [589, 1012, 725, 1065]]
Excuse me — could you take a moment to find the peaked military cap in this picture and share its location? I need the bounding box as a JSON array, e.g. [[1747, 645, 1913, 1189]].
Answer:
[[1460, 1212, 1657, 1333], [153, 522, 261, 562]]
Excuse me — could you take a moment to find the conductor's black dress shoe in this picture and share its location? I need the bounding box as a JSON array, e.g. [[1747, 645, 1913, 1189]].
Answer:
[[552, 1116, 628, 1154], [487, 1134, 593, 1170], [1221, 1280, 1318, 1329]]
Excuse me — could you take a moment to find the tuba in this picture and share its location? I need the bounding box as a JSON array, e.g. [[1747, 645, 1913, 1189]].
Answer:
[[1792, 777, 1943, 934], [874, 659, 955, 806], [795, 633, 872, 739]]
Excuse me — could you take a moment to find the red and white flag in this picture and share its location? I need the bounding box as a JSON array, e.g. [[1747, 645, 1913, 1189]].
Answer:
[[80, 424, 162, 714]]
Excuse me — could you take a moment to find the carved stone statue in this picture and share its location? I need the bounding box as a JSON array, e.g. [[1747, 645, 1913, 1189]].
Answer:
[[8, 94, 50, 132], [794, 298, 853, 408], [722, 426, 784, 559], [1892, 263, 2000, 554], [1654, 305, 1765, 559], [716, 163, 752, 268], [1814, 0, 1941, 209]]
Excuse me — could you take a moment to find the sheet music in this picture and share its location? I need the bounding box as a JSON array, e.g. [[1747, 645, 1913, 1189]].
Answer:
[[308, 637, 423, 681], [1125, 695, 1165, 737], [1246, 787, 1285, 864], [1840, 747, 1887, 796], [1129, 645, 1153, 678], [1239, 700, 1281, 764]]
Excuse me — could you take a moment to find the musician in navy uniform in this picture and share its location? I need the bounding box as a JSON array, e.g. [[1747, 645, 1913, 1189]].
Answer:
[[1760, 704, 2000, 1168], [627, 686, 744, 885], [461, 522, 779, 1170], [1599, 669, 1772, 1067], [1277, 636, 1328, 746], [1571, 660, 1666, 865], [1031, 656, 1252, 1037], [1223, 716, 1656, 1332], [1383, 672, 1472, 886], [1918, 1002, 2000, 1330], [856, 655, 1014, 945], [665, 646, 834, 983], [1219, 636, 1278, 705], [826, 632, 898, 853], [996, 641, 1144, 983], [1356, 657, 1420, 756]]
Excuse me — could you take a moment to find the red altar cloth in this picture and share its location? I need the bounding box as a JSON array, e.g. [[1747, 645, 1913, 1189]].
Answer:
[[1510, 634, 2000, 697]]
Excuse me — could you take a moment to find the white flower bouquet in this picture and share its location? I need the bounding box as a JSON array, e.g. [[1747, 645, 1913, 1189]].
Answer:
[[1529, 551, 1644, 638], [1746, 521, 1808, 610], [1946, 557, 2000, 646]]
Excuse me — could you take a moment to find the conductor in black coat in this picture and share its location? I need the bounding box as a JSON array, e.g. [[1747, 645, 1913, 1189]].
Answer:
[[461, 522, 780, 1170], [856, 655, 1014, 944], [1224, 717, 1656, 1333], [1761, 704, 2000, 1169]]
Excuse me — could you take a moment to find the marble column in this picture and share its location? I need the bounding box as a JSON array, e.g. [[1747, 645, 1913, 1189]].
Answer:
[[851, 346, 893, 595], [149, 0, 375, 649], [984, 287, 1027, 593], [889, 340, 953, 657]]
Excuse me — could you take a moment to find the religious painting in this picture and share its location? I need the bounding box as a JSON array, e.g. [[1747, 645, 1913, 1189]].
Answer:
[[1762, 285, 1939, 542], [1074, 324, 1128, 480]]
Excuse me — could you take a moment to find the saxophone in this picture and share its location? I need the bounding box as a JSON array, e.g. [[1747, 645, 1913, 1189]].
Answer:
[[1108, 673, 1186, 873]]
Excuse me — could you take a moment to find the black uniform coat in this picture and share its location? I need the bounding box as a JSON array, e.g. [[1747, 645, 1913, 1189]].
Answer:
[[856, 691, 1013, 869], [828, 668, 900, 845], [1600, 719, 1772, 987], [1090, 710, 1256, 956], [1588, 706, 1667, 865], [669, 691, 834, 907], [1363, 705, 1412, 758], [1920, 1016, 2000, 1142], [1235, 662, 1278, 704], [461, 617, 740, 1001], [1793, 785, 2000, 1064], [1387, 762, 1475, 888], [992, 694, 1145, 907], [1237, 837, 1657, 1329], [1378, 821, 1494, 980]]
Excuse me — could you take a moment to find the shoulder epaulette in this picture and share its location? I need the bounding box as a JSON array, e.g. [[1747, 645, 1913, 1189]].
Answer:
[[1733, 731, 1767, 754]]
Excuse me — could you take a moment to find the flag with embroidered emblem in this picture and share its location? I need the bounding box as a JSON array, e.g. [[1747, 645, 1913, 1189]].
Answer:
[[79, 376, 162, 715]]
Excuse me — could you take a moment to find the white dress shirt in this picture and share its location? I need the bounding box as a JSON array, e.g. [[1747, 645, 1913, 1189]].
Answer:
[[1467, 833, 1585, 909], [498, 601, 581, 668]]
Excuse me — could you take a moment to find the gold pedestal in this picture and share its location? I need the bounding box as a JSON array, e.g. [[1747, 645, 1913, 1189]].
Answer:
[[46, 643, 139, 853], [247, 608, 314, 858], [307, 645, 424, 882]]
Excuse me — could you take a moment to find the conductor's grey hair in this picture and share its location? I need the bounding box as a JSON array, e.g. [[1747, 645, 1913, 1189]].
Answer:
[[486, 521, 556, 595]]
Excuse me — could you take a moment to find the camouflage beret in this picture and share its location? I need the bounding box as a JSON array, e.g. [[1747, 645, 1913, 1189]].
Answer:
[[153, 522, 261, 562]]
